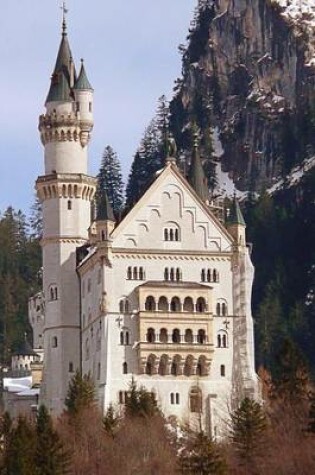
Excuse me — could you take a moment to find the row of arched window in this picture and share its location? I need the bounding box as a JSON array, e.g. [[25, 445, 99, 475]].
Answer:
[[144, 354, 209, 377], [127, 267, 145, 280], [164, 227, 180, 242], [119, 300, 130, 314], [201, 268, 219, 283], [216, 302, 228, 316], [146, 328, 207, 344], [145, 296, 207, 313], [120, 330, 130, 346], [164, 267, 182, 282]]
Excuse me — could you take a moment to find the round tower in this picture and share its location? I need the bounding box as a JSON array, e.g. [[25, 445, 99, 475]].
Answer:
[[36, 16, 97, 414]]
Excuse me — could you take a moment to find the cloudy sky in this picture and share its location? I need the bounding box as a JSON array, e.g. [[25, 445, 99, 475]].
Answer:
[[0, 1, 196, 213]]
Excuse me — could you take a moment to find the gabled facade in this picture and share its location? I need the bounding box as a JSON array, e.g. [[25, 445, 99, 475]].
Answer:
[[35, 16, 258, 435]]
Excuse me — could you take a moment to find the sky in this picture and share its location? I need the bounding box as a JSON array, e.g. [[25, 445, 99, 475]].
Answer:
[[0, 0, 196, 214]]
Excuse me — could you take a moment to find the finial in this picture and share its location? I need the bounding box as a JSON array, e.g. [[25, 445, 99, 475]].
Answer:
[[60, 1, 68, 36]]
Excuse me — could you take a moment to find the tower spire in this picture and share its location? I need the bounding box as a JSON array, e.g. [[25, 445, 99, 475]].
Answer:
[[61, 2, 68, 36]]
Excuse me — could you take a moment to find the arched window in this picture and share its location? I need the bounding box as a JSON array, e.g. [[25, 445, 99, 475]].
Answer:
[[133, 267, 138, 280], [170, 268, 175, 281], [170, 229, 174, 241], [170, 297, 180, 312], [145, 296, 156, 311], [158, 296, 168, 312], [119, 300, 124, 313], [184, 329, 193, 344], [158, 354, 168, 375], [176, 393, 180, 404], [146, 328, 156, 343], [183, 297, 194, 312], [146, 354, 156, 376], [217, 330, 228, 348], [101, 230, 105, 241], [197, 329, 206, 344], [176, 268, 181, 281], [69, 362, 74, 373], [170, 393, 174, 404], [190, 387, 202, 413], [171, 355, 181, 376], [159, 328, 168, 343], [184, 355, 194, 377], [127, 267, 132, 279], [54, 287, 58, 300], [139, 267, 144, 280], [216, 303, 221, 316], [120, 331, 124, 345], [67, 200, 72, 210], [125, 331, 130, 346], [52, 336, 58, 348], [172, 328, 181, 344], [201, 269, 206, 282], [164, 229, 169, 241], [175, 229, 179, 241], [213, 269, 219, 283], [50, 287, 54, 301], [197, 356, 207, 376], [196, 297, 206, 313], [207, 269, 211, 282], [123, 362, 128, 374], [164, 268, 169, 281], [222, 303, 227, 317], [220, 364, 226, 377]]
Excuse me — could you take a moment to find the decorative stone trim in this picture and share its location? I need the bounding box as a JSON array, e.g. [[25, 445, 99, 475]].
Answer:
[[36, 174, 97, 201]]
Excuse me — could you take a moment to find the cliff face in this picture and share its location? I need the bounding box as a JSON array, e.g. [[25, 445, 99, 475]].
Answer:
[[170, 0, 315, 192]]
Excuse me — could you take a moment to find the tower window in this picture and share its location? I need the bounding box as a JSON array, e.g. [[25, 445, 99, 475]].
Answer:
[[123, 362, 128, 374], [52, 336, 58, 348], [220, 365, 226, 377], [76, 102, 80, 112], [89, 102, 92, 112], [69, 362, 74, 373]]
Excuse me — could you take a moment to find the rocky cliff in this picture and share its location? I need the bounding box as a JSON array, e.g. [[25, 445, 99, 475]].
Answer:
[[170, 0, 315, 192]]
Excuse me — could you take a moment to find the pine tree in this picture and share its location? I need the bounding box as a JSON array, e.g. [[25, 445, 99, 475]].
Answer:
[[125, 377, 159, 418], [179, 431, 227, 475], [97, 145, 124, 215], [4, 416, 36, 475], [35, 405, 70, 475], [230, 397, 267, 465], [156, 95, 170, 162], [29, 195, 43, 239], [103, 404, 119, 438], [125, 119, 162, 208], [65, 370, 95, 416]]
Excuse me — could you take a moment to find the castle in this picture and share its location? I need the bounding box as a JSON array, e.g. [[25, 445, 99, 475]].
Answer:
[[31, 15, 258, 436]]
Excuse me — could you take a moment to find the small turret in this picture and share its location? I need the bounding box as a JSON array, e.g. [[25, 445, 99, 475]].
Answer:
[[226, 195, 246, 247], [73, 59, 94, 147], [188, 133, 209, 203], [95, 190, 115, 242]]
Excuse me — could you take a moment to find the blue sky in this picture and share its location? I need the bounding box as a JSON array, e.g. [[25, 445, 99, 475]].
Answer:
[[0, 1, 196, 213]]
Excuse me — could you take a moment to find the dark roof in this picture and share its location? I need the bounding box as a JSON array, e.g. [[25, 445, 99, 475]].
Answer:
[[46, 27, 75, 103], [74, 60, 93, 91], [227, 196, 246, 226], [188, 143, 209, 202], [13, 339, 38, 357], [139, 281, 212, 290], [96, 189, 115, 222]]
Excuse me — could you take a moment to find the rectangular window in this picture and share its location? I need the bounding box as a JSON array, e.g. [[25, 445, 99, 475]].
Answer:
[[176, 393, 180, 404], [89, 102, 92, 112], [76, 102, 80, 112]]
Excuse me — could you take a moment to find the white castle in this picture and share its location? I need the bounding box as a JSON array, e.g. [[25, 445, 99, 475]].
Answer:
[[30, 16, 258, 436]]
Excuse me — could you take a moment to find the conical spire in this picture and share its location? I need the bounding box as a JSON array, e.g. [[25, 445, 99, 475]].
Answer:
[[74, 59, 93, 91], [46, 12, 76, 104], [188, 131, 209, 202], [227, 194, 246, 226], [96, 189, 115, 222]]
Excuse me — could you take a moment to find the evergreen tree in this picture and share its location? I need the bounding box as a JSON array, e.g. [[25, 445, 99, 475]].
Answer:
[[156, 95, 170, 162], [65, 371, 95, 416], [125, 378, 159, 418], [179, 431, 227, 475], [307, 391, 315, 434], [103, 404, 119, 438], [230, 397, 267, 465], [272, 338, 310, 403], [125, 119, 162, 208], [29, 195, 43, 239], [4, 416, 36, 475], [97, 145, 124, 215], [35, 405, 70, 475]]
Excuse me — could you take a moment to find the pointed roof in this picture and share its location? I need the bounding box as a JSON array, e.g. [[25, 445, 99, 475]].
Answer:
[[13, 335, 38, 357], [97, 190, 115, 222], [74, 59, 93, 91], [188, 136, 209, 202], [227, 195, 246, 226], [46, 18, 76, 104]]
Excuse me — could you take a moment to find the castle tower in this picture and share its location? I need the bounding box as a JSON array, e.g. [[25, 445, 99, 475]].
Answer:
[[36, 14, 97, 414]]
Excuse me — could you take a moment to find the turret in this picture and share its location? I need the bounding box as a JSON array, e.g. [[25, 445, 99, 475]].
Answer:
[[73, 59, 94, 147], [95, 190, 116, 242], [226, 195, 246, 247], [188, 133, 209, 203]]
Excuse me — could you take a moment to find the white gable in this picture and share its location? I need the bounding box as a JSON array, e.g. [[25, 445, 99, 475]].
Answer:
[[112, 165, 233, 252]]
